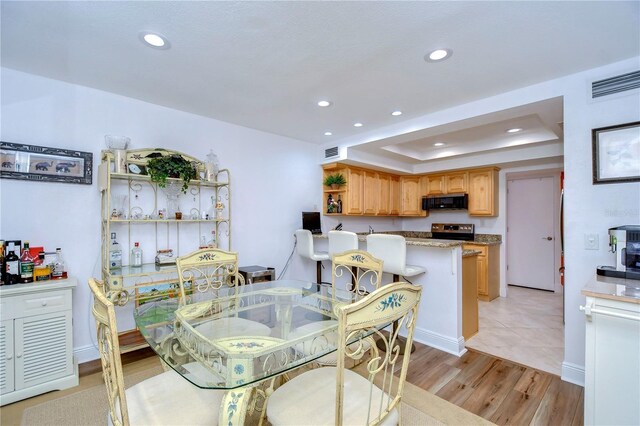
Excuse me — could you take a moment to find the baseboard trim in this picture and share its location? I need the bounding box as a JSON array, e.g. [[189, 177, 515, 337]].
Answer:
[[561, 361, 585, 387], [413, 327, 466, 357], [74, 344, 99, 364]]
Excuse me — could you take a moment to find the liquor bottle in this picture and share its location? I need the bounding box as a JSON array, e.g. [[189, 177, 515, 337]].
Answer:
[[200, 235, 207, 249], [33, 252, 52, 281], [130, 242, 143, 267], [327, 193, 333, 213], [51, 248, 67, 279], [208, 230, 217, 248], [109, 232, 122, 269], [5, 243, 20, 285], [0, 240, 5, 285], [337, 195, 343, 214], [19, 241, 35, 283]]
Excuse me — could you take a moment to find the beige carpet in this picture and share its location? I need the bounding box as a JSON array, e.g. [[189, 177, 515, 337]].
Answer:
[[21, 366, 491, 425]]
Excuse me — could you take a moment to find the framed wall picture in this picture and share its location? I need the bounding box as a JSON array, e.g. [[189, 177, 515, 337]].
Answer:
[[592, 121, 640, 184], [0, 141, 93, 185]]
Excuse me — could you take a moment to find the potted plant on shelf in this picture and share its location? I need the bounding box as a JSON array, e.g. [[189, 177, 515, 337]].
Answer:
[[323, 173, 347, 190], [146, 154, 197, 193]]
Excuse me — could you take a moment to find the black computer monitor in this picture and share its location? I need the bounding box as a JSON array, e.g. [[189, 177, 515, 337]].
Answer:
[[302, 212, 321, 234]]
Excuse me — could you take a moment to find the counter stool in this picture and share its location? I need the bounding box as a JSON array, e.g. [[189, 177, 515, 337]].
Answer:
[[295, 229, 329, 283], [366, 233, 426, 354]]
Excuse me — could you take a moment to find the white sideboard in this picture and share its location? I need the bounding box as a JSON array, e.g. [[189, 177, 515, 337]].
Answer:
[[0, 278, 78, 406], [582, 279, 640, 426]]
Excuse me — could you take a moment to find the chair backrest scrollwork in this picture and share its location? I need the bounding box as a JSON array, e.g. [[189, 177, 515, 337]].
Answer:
[[335, 282, 422, 425], [331, 249, 383, 297], [88, 278, 129, 426], [175, 248, 244, 305]]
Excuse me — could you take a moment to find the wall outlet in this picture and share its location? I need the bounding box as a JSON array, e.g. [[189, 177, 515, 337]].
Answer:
[[584, 233, 599, 250]]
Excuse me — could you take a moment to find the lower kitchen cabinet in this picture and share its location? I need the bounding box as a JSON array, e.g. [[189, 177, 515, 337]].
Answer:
[[0, 278, 78, 406], [582, 291, 640, 425], [462, 254, 479, 340], [463, 244, 500, 301]]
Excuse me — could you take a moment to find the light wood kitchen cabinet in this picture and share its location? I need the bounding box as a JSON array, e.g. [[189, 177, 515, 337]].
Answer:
[[346, 167, 364, 215], [468, 168, 499, 216], [399, 176, 427, 216], [377, 174, 390, 215], [463, 244, 500, 301], [446, 171, 468, 194], [389, 175, 400, 215], [363, 171, 379, 215], [426, 175, 445, 195], [462, 254, 479, 340]]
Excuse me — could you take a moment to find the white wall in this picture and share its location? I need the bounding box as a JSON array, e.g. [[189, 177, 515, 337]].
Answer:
[[0, 68, 321, 362]]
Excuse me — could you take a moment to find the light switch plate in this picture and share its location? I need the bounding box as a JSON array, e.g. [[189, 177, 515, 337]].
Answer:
[[584, 233, 599, 250]]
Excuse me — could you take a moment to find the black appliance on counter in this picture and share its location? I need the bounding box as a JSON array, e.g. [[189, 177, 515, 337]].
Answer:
[[302, 212, 322, 234], [422, 194, 468, 211], [430, 223, 475, 241]]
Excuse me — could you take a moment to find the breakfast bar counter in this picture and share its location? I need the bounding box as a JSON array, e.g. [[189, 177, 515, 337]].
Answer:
[[311, 231, 502, 356]]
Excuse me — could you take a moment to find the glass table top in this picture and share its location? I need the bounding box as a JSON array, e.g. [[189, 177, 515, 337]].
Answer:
[[134, 279, 362, 389]]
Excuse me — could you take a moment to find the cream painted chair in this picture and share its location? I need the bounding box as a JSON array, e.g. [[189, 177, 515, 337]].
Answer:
[[175, 248, 271, 338], [291, 249, 383, 366], [295, 229, 330, 283], [267, 282, 422, 425], [88, 278, 225, 426], [366, 233, 426, 353]]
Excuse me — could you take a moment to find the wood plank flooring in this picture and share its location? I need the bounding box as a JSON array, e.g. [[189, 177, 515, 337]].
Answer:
[[2, 342, 583, 425], [406, 342, 584, 425]]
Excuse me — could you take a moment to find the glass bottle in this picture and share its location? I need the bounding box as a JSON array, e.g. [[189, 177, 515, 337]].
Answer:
[[19, 241, 35, 283], [337, 195, 343, 214], [109, 232, 122, 270], [5, 243, 20, 285], [130, 242, 143, 267], [52, 248, 67, 279], [34, 252, 51, 282], [208, 230, 217, 248]]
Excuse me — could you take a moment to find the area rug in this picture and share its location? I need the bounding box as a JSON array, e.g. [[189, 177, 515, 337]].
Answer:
[[21, 366, 491, 425]]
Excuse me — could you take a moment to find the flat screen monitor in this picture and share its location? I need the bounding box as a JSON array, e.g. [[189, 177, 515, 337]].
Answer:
[[302, 212, 321, 234]]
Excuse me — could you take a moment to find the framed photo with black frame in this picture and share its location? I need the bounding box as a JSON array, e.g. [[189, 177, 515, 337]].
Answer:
[[0, 141, 93, 185], [592, 121, 640, 185]]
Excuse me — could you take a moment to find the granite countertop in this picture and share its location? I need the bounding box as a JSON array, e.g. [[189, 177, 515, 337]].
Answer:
[[462, 249, 482, 258], [582, 276, 640, 304], [313, 231, 501, 249]]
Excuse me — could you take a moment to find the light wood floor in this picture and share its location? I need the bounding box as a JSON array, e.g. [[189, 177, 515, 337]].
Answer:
[[1, 344, 583, 425]]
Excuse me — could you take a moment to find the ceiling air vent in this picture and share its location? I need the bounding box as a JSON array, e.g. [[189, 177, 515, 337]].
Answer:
[[592, 70, 640, 98], [324, 146, 339, 159]]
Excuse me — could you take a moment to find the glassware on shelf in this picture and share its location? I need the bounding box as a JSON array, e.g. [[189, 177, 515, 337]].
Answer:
[[161, 181, 182, 218], [112, 194, 128, 219], [204, 150, 219, 182], [105, 135, 130, 173]]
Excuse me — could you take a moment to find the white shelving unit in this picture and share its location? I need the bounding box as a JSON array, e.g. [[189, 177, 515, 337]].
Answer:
[[0, 278, 78, 406], [98, 148, 231, 352]]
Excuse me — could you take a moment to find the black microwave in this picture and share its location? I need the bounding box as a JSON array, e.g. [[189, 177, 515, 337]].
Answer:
[[422, 194, 469, 211]]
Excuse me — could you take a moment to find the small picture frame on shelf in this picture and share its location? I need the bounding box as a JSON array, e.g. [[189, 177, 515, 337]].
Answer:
[[592, 121, 640, 184], [0, 141, 93, 185]]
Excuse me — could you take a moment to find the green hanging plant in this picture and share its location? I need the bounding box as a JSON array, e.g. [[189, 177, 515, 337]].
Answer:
[[146, 154, 197, 193]]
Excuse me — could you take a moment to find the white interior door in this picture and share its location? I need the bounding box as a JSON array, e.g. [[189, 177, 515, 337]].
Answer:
[[507, 176, 556, 291]]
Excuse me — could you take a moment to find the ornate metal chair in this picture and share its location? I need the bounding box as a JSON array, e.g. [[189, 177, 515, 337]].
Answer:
[[291, 249, 384, 366], [266, 282, 422, 425], [175, 248, 271, 338], [88, 278, 225, 426]]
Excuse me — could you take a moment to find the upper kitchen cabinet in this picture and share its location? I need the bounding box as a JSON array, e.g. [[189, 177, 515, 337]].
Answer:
[[400, 176, 427, 217], [389, 175, 400, 215], [468, 168, 499, 216], [446, 171, 468, 194], [426, 175, 446, 195], [363, 170, 379, 215], [377, 173, 390, 215], [345, 167, 364, 215]]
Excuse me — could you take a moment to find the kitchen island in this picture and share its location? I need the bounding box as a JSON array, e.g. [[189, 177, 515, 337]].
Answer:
[[312, 231, 501, 356]]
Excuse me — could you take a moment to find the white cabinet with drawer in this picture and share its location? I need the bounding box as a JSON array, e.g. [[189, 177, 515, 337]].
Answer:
[[0, 278, 78, 405]]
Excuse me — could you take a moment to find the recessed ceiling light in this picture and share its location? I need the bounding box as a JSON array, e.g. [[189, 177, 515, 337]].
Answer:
[[425, 48, 452, 62], [353, 122, 363, 127], [324, 131, 333, 136], [317, 100, 332, 107], [139, 32, 170, 49], [391, 110, 403, 116], [434, 142, 445, 147], [507, 128, 523, 133]]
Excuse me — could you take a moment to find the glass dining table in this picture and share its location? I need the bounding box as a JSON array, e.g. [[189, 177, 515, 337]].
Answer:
[[133, 279, 362, 425]]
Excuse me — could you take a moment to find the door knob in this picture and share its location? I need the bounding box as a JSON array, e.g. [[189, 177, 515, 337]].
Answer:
[[542, 236, 553, 241]]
